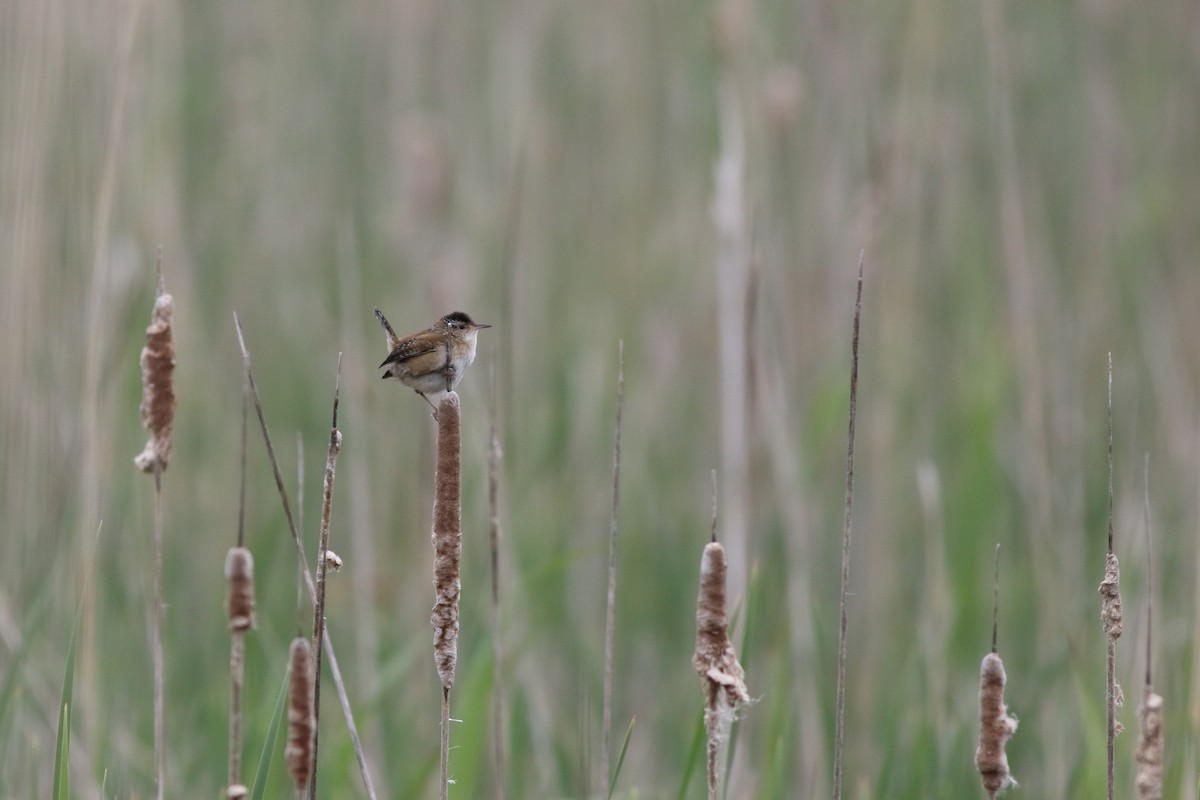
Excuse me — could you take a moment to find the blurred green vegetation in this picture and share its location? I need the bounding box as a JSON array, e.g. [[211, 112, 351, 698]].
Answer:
[[2, 0, 1199, 797]]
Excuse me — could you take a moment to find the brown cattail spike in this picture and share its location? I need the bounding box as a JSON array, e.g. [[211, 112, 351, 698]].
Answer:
[[134, 287, 176, 473], [1135, 689, 1164, 799], [285, 638, 315, 790], [224, 547, 256, 632], [431, 392, 462, 690], [975, 652, 1018, 798], [692, 542, 748, 706], [693, 541, 748, 799], [1099, 552, 1123, 641]]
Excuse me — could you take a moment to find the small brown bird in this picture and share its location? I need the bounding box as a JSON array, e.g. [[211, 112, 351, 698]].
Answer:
[[374, 309, 492, 413]]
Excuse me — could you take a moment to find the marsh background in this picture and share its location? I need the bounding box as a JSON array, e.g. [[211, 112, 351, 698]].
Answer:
[[2, 0, 1199, 796]]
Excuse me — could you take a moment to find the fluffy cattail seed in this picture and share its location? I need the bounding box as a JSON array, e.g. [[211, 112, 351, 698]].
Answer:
[[431, 392, 462, 690], [324, 550, 343, 573], [224, 547, 256, 633], [225, 785, 248, 799], [285, 638, 315, 790], [134, 286, 176, 473], [975, 652, 1018, 798]]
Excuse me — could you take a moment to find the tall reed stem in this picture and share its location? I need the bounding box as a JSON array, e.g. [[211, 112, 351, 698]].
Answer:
[[601, 340, 624, 795], [832, 254, 864, 800], [308, 358, 343, 800]]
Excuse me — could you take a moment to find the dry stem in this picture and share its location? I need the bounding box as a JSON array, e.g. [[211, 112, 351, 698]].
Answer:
[[1100, 353, 1123, 800], [833, 253, 864, 800], [308, 358, 343, 800], [487, 363, 506, 800], [601, 340, 624, 795]]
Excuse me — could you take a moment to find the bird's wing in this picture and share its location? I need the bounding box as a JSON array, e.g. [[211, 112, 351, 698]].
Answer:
[[379, 334, 443, 370]]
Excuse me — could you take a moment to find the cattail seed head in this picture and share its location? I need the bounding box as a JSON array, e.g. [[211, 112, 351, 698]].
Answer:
[[134, 288, 176, 473], [692, 541, 748, 709], [975, 652, 1018, 798], [224, 547, 256, 633], [285, 638, 315, 790], [431, 392, 462, 690], [1098, 552, 1123, 641], [1135, 689, 1164, 799]]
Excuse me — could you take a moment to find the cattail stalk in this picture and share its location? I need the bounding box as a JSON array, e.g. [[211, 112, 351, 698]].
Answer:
[[432, 392, 463, 799], [833, 254, 864, 800], [692, 539, 749, 800], [487, 363, 506, 800], [134, 267, 175, 800], [308, 358, 343, 800], [1099, 354, 1123, 800], [601, 340, 624, 796], [286, 638, 316, 796], [225, 359, 254, 799]]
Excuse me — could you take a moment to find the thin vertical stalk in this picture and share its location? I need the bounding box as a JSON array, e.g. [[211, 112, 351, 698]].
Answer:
[[226, 348, 253, 798], [308, 357, 343, 800], [488, 363, 506, 800], [601, 340, 624, 795], [832, 254, 864, 800], [1099, 354, 1123, 800], [152, 466, 165, 799]]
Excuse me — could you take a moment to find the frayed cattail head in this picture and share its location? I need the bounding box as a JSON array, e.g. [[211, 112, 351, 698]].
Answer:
[[1099, 552, 1123, 641], [134, 286, 176, 473], [224, 547, 256, 633], [431, 392, 462, 690], [975, 652, 1018, 798], [285, 638, 315, 790], [1135, 689, 1163, 799], [693, 540, 748, 799], [692, 541, 748, 708]]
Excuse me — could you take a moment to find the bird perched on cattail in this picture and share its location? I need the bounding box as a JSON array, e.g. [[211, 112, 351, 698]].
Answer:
[[374, 309, 491, 413]]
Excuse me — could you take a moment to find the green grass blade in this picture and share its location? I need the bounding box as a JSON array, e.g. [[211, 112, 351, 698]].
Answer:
[[52, 591, 83, 800], [52, 701, 70, 800], [607, 716, 635, 800], [250, 661, 291, 800]]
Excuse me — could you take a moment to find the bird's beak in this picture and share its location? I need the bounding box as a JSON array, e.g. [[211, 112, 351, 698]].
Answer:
[[475, 323, 493, 329]]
